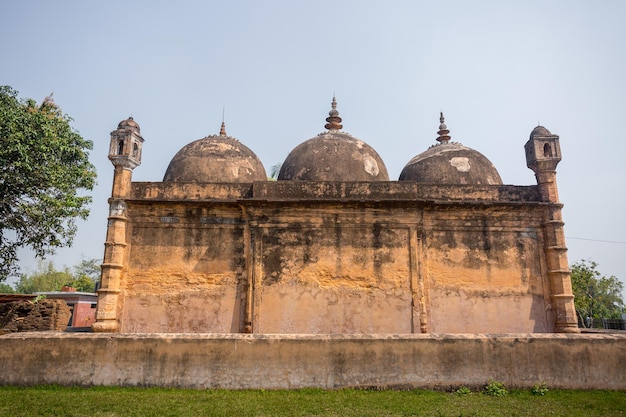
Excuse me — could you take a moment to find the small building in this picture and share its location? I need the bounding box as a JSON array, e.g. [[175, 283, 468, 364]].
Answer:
[[38, 288, 97, 329]]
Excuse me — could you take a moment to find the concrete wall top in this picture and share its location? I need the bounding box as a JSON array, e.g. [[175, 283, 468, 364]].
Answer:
[[2, 331, 625, 341], [130, 181, 541, 204], [1, 333, 624, 390]]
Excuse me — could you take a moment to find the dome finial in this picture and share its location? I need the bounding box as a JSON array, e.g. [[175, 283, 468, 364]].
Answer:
[[436, 111, 451, 143], [324, 96, 343, 131], [219, 106, 227, 136]]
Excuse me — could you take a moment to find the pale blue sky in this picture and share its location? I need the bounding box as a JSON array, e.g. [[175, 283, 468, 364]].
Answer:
[[3, 1, 625, 291]]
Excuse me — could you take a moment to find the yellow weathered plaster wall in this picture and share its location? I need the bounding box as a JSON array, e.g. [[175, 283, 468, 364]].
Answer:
[[111, 183, 557, 334], [256, 223, 414, 333], [120, 204, 246, 333], [424, 207, 553, 333]]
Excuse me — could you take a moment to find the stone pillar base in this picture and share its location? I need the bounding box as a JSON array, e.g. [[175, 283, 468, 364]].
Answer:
[[556, 325, 581, 334], [92, 320, 119, 333]]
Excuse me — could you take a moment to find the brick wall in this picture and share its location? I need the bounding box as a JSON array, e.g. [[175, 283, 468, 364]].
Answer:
[[0, 299, 71, 333]]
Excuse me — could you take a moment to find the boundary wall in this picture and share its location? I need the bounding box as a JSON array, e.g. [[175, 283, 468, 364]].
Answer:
[[0, 333, 624, 390]]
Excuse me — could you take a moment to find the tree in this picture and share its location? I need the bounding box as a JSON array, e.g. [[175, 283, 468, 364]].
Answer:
[[268, 163, 282, 181], [15, 261, 72, 293], [73, 258, 101, 282], [0, 86, 96, 281], [570, 260, 625, 326], [71, 258, 101, 292], [14, 258, 100, 293], [0, 282, 15, 293]]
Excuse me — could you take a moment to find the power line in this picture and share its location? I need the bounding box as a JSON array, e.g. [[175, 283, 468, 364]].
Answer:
[[566, 236, 626, 245]]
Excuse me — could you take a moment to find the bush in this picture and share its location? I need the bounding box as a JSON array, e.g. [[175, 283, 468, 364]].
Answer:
[[483, 381, 508, 397], [531, 382, 549, 396]]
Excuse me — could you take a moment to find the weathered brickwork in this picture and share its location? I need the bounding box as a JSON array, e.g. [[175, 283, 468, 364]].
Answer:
[[0, 299, 71, 333]]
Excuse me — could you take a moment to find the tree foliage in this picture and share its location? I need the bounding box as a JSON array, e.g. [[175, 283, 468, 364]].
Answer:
[[269, 163, 282, 180], [71, 258, 101, 292], [570, 260, 625, 325], [73, 258, 101, 282], [0, 282, 15, 293], [15, 261, 72, 293], [14, 258, 100, 293], [0, 86, 96, 281]]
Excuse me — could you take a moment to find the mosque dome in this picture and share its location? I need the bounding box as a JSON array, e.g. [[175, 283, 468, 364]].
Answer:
[[118, 116, 140, 133], [163, 123, 267, 183], [278, 97, 389, 181], [399, 113, 502, 185]]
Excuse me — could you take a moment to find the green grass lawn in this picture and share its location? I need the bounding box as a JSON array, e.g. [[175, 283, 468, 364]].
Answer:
[[0, 386, 624, 417]]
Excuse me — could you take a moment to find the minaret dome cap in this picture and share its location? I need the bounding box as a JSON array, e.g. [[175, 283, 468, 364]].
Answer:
[[117, 117, 140, 133]]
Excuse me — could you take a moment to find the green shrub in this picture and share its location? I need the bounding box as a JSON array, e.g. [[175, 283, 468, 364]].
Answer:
[[32, 294, 47, 303], [531, 382, 549, 396], [455, 386, 472, 395], [483, 381, 508, 397]]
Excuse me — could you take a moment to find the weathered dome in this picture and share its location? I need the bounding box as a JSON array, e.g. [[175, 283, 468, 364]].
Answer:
[[399, 142, 502, 184], [530, 125, 552, 138], [277, 98, 389, 181], [163, 128, 267, 183], [118, 116, 140, 133], [399, 113, 502, 185]]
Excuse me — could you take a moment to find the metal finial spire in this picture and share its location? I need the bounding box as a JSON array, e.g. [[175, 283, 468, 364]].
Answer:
[[436, 111, 451, 143], [219, 106, 227, 136], [324, 96, 343, 131]]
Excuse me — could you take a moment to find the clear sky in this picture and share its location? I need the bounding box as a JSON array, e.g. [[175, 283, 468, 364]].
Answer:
[[2, 0, 625, 292]]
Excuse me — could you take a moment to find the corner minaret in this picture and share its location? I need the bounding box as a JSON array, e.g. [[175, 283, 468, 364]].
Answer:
[[93, 117, 144, 333], [525, 126, 561, 201], [107, 117, 144, 197], [525, 126, 579, 333]]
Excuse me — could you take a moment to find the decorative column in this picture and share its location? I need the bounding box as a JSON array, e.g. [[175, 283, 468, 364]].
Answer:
[[525, 126, 579, 333], [92, 117, 144, 333]]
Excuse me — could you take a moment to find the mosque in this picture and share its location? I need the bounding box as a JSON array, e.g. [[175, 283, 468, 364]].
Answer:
[[92, 98, 579, 334]]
